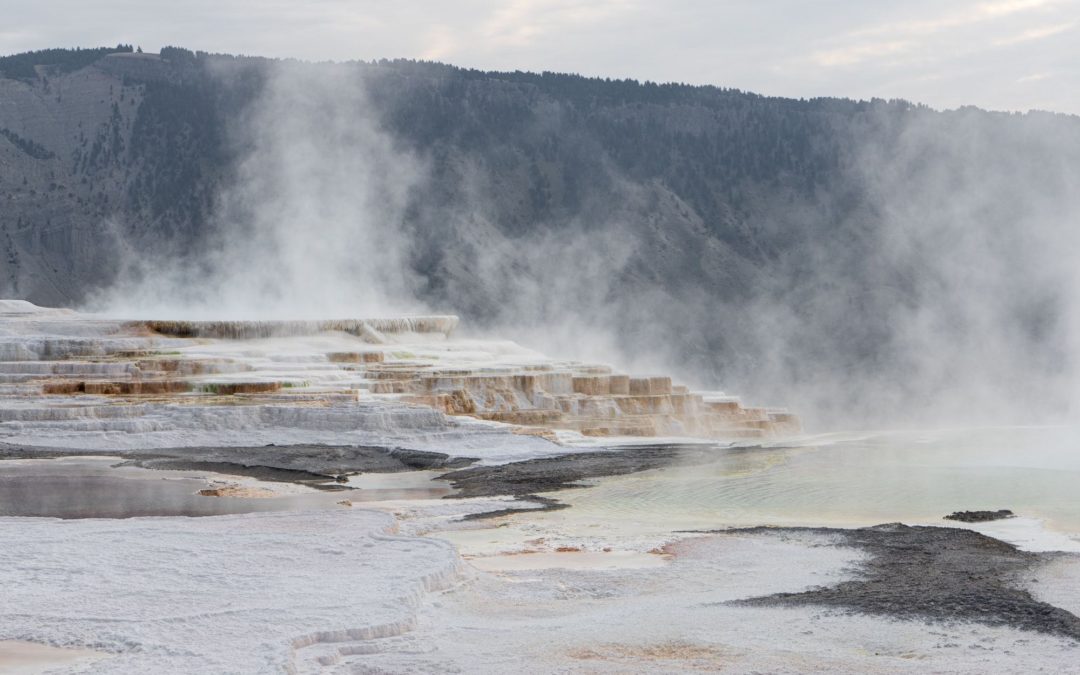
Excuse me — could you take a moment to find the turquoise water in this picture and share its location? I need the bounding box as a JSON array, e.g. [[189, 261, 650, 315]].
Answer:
[[537, 426, 1080, 539]]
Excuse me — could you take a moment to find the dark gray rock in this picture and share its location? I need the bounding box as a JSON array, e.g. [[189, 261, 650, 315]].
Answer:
[[729, 523, 1080, 641], [0, 442, 475, 478], [438, 443, 724, 499], [945, 509, 1015, 523]]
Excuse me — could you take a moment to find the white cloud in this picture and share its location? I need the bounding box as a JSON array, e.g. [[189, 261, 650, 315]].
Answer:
[[480, 0, 638, 48], [1, 0, 1077, 114], [812, 40, 913, 67], [850, 0, 1061, 38], [419, 24, 460, 60], [994, 20, 1076, 45]]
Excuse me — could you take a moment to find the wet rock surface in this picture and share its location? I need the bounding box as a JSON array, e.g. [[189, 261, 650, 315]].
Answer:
[[0, 440, 739, 501], [0, 442, 476, 482], [438, 443, 742, 517], [945, 509, 1015, 522], [7, 436, 1080, 646], [1, 441, 739, 516], [731, 523, 1080, 641], [438, 444, 725, 499]]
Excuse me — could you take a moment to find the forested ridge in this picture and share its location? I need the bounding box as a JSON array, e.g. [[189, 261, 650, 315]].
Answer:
[[2, 46, 1078, 424]]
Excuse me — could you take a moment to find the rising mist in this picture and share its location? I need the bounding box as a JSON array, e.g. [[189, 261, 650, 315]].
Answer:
[[73, 57, 1080, 430], [89, 60, 425, 319]]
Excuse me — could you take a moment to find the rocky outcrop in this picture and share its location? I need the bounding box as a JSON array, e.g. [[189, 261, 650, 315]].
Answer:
[[944, 509, 1015, 523]]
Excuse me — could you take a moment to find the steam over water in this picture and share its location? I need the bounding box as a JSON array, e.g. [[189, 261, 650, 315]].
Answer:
[[5, 34, 1080, 673], [519, 426, 1080, 550], [79, 56, 1080, 430]]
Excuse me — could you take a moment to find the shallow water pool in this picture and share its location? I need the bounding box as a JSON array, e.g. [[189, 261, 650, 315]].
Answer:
[[521, 426, 1080, 550], [0, 457, 450, 518]]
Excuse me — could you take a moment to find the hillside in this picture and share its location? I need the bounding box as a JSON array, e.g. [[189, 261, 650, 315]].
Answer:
[[2, 46, 1079, 425]]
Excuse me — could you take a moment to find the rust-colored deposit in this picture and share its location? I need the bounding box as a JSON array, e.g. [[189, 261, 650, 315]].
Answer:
[[15, 318, 798, 441]]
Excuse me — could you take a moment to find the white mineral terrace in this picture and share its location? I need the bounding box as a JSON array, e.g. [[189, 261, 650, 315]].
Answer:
[[4, 300, 1080, 674], [0, 300, 798, 460]]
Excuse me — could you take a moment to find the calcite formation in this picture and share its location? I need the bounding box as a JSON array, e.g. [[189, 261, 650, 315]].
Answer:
[[400, 367, 797, 438], [0, 301, 798, 445]]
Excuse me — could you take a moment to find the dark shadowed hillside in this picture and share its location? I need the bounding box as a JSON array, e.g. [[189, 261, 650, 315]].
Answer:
[[2, 46, 1079, 426]]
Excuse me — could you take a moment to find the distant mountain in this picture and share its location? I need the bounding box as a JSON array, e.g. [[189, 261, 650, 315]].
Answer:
[[2, 46, 1079, 426]]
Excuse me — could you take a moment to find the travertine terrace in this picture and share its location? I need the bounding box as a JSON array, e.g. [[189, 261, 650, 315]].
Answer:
[[0, 300, 798, 449]]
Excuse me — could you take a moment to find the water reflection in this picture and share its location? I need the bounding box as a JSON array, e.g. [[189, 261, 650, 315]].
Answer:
[[0, 457, 451, 519]]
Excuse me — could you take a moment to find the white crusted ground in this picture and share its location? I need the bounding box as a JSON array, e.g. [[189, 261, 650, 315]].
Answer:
[[6, 509, 1080, 674], [0, 302, 584, 463], [0, 509, 461, 673], [0, 300, 782, 462], [0, 399, 568, 464], [319, 532, 1080, 674], [0, 300, 705, 463], [4, 302, 1079, 673]]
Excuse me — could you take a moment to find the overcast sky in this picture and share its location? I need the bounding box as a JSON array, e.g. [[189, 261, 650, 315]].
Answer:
[[3, 0, 1078, 114]]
